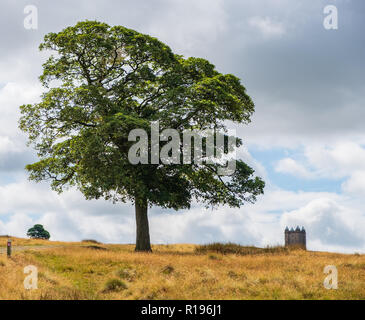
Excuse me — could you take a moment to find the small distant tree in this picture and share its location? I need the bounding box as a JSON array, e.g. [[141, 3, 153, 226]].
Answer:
[[27, 224, 50, 240]]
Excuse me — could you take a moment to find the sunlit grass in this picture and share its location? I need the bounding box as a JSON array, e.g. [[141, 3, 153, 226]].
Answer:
[[0, 236, 84, 247], [0, 239, 364, 300]]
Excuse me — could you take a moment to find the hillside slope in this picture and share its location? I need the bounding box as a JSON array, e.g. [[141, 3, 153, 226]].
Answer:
[[0, 238, 364, 300]]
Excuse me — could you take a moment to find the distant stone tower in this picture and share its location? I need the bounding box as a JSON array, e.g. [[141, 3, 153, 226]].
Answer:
[[285, 226, 306, 249]]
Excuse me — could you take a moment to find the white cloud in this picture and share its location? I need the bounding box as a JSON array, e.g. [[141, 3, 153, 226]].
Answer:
[[304, 142, 365, 178], [281, 198, 365, 253], [237, 146, 268, 180], [275, 157, 313, 178], [342, 171, 365, 196], [0, 174, 364, 253], [248, 16, 285, 37], [273, 141, 365, 195], [0, 136, 19, 154], [142, 0, 227, 54], [0, 82, 42, 141], [0, 213, 34, 237], [0, 179, 136, 242], [0, 82, 42, 172]]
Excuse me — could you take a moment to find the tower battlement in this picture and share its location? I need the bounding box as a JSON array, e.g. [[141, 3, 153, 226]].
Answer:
[[285, 226, 306, 249]]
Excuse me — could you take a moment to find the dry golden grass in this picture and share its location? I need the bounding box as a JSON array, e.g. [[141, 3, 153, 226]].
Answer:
[[0, 236, 84, 247], [0, 239, 364, 300]]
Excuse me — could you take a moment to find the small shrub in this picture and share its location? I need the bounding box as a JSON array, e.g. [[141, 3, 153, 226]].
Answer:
[[117, 268, 136, 281], [342, 263, 365, 270], [42, 286, 88, 300], [302, 291, 316, 299], [208, 254, 222, 260], [82, 239, 101, 244], [258, 277, 268, 284], [83, 245, 108, 251], [59, 266, 74, 272], [83, 268, 95, 274], [146, 291, 159, 299], [103, 279, 127, 292], [227, 270, 238, 279], [162, 265, 174, 275], [196, 242, 288, 256]]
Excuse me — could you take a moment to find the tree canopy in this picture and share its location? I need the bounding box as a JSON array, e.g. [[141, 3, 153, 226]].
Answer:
[[27, 224, 51, 240], [19, 21, 265, 251]]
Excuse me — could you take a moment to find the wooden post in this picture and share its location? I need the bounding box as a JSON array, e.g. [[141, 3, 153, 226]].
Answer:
[[7, 238, 12, 257]]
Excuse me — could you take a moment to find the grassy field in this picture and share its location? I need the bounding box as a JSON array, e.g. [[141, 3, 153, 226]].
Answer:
[[0, 237, 364, 300]]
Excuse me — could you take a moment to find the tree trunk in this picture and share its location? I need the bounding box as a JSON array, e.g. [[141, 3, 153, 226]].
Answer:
[[135, 197, 152, 252]]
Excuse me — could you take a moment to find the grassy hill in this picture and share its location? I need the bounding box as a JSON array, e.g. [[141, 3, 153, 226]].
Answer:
[[0, 237, 364, 300]]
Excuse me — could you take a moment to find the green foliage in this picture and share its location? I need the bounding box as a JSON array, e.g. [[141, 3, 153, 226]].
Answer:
[[19, 20, 264, 212], [27, 224, 51, 240]]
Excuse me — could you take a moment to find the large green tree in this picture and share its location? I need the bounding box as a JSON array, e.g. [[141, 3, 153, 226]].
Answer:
[[19, 21, 264, 252], [27, 224, 51, 240]]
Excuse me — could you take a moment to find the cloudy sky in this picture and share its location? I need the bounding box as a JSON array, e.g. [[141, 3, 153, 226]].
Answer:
[[0, 0, 364, 253]]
